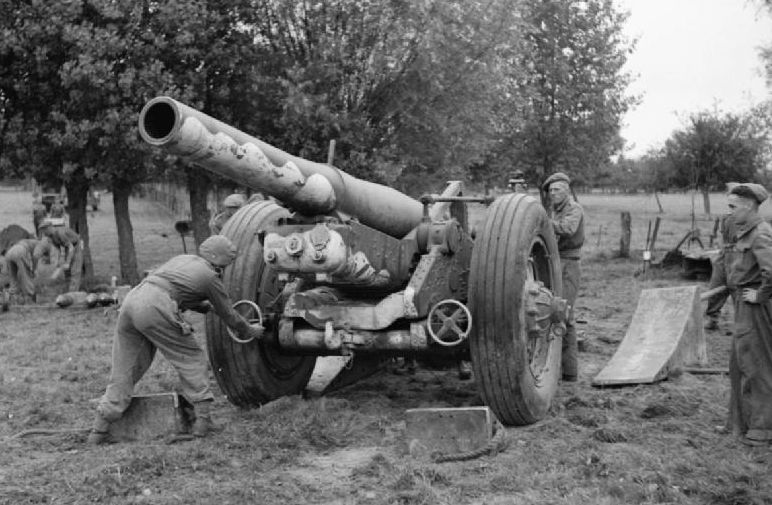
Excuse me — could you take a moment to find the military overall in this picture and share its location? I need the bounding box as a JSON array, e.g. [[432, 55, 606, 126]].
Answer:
[[552, 198, 584, 381], [96, 255, 253, 422], [714, 216, 772, 443]]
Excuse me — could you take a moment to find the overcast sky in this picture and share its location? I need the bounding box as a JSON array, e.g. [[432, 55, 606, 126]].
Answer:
[[616, 0, 772, 157]]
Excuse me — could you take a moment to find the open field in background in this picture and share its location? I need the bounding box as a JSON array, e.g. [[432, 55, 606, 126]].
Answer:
[[2, 186, 772, 504]]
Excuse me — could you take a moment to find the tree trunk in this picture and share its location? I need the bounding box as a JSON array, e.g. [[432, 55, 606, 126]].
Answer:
[[619, 211, 631, 258], [112, 182, 140, 285], [64, 173, 93, 286], [187, 166, 211, 249], [702, 187, 711, 216]]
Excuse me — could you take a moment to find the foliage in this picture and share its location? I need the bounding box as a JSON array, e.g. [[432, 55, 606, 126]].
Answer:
[[2, 0, 641, 230], [609, 150, 675, 193], [252, 0, 522, 187], [663, 109, 770, 191], [504, 0, 637, 185]]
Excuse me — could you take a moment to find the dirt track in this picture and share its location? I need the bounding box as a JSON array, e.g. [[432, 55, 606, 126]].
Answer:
[[1, 187, 771, 504]]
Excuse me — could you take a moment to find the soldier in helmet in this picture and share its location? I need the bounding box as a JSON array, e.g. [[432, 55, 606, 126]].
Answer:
[[88, 235, 265, 444], [209, 193, 247, 235], [542, 172, 584, 382], [507, 170, 527, 194], [1, 238, 42, 304]]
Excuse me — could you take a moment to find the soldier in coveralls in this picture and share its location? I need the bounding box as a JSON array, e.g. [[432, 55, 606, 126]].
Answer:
[[542, 172, 584, 382], [88, 235, 264, 444], [712, 183, 772, 446]]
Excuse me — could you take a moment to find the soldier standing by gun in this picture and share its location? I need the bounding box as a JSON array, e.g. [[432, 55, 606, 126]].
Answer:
[[507, 170, 528, 194], [712, 183, 772, 446], [542, 172, 584, 382], [705, 182, 740, 330], [209, 193, 246, 235], [88, 235, 265, 444], [37, 221, 84, 292]]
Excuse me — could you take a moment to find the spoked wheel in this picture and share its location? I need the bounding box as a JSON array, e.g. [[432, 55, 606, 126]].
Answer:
[[206, 201, 316, 407], [468, 193, 563, 426]]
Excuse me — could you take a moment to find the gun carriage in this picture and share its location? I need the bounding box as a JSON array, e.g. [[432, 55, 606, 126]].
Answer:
[[139, 97, 567, 425]]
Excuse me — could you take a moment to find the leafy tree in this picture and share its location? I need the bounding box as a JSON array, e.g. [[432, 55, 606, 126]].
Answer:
[[507, 0, 637, 185], [2, 0, 266, 281], [0, 1, 100, 280], [663, 109, 770, 214], [60, 0, 187, 283], [250, 0, 522, 193], [144, 0, 269, 246]]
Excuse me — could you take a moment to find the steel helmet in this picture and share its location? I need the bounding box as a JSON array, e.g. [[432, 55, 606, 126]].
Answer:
[[223, 193, 246, 208], [199, 235, 238, 267]]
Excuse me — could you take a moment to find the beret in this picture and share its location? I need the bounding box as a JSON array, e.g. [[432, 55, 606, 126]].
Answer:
[[542, 172, 571, 191], [729, 183, 769, 204]]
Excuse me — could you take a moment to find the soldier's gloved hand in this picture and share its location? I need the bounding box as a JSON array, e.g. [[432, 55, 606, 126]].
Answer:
[[245, 324, 265, 341], [742, 288, 759, 304]]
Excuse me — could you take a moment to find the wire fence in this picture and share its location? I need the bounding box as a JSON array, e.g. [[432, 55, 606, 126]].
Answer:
[[138, 182, 231, 221]]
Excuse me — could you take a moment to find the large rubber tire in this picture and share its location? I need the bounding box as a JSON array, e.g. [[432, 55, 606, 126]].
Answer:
[[206, 201, 316, 407], [468, 193, 563, 426]]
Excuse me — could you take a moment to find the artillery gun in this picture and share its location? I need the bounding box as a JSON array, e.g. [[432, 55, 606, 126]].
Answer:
[[138, 97, 568, 426]]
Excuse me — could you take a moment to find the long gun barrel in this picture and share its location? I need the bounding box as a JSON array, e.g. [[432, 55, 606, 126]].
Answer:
[[138, 97, 423, 238]]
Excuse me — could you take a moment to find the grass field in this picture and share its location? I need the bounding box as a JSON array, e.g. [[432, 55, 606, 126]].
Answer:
[[1, 186, 772, 505]]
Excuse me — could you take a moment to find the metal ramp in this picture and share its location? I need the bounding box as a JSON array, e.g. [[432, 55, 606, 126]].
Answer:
[[592, 286, 708, 386]]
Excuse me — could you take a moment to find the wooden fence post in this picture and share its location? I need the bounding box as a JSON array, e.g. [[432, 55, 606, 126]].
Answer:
[[619, 211, 631, 258]]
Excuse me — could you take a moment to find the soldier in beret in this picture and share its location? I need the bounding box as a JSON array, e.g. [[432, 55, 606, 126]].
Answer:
[[542, 172, 584, 382], [712, 183, 772, 446]]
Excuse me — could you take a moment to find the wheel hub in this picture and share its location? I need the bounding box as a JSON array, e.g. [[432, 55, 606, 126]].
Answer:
[[523, 280, 568, 382]]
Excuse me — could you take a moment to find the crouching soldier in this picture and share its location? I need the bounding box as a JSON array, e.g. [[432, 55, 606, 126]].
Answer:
[[88, 235, 264, 444], [3, 238, 42, 304]]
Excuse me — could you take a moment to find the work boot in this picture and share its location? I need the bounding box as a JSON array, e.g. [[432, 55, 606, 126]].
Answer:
[[192, 401, 213, 438], [704, 316, 719, 331], [87, 414, 111, 445]]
